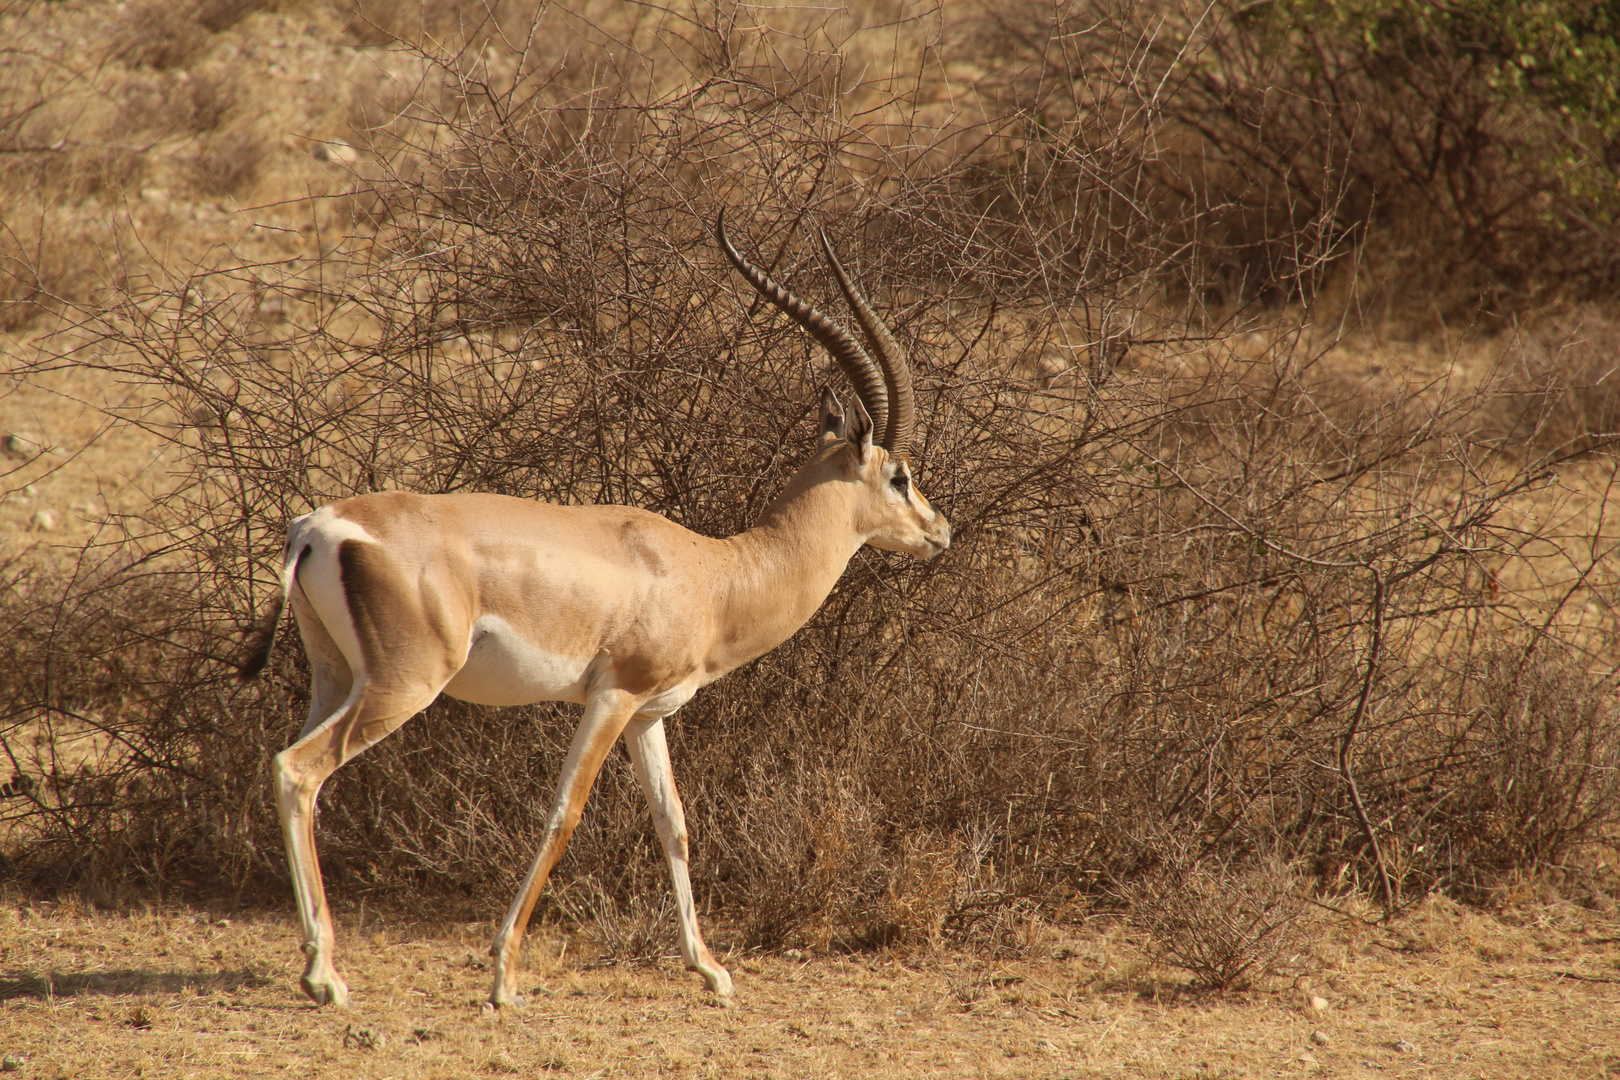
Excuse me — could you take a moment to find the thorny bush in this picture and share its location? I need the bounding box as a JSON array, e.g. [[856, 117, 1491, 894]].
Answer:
[[970, 0, 1620, 322], [3, 3, 1619, 974]]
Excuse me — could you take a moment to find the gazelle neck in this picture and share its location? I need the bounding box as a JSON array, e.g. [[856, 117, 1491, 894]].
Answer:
[[705, 449, 865, 674]]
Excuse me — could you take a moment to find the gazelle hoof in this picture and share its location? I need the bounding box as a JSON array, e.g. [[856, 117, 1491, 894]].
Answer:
[[300, 973, 350, 1007], [700, 966, 735, 997], [487, 970, 527, 1010], [485, 993, 527, 1011]]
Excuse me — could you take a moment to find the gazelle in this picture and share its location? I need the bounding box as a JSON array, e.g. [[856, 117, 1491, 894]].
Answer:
[[240, 213, 950, 1009]]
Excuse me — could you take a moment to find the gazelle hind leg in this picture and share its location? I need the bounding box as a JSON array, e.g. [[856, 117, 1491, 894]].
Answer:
[[274, 685, 360, 1007], [273, 674, 444, 1006], [293, 599, 355, 741], [273, 593, 360, 1005], [489, 687, 642, 1007], [625, 715, 733, 995]]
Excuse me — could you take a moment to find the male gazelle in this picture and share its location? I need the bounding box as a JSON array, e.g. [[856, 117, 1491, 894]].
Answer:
[[241, 214, 950, 1008]]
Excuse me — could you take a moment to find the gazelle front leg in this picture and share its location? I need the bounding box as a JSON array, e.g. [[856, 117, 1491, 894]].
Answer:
[[489, 687, 641, 1007], [624, 715, 733, 995]]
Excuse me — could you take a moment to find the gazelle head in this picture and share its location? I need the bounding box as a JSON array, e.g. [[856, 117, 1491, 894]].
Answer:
[[717, 212, 950, 560]]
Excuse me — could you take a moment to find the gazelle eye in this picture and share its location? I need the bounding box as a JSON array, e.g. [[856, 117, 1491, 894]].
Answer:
[[890, 472, 909, 493]]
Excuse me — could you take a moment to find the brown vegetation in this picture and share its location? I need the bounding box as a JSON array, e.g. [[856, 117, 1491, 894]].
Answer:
[[1, 0, 1619, 993]]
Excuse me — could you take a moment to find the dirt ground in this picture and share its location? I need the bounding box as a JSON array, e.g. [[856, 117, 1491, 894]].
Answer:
[[1, 895, 1618, 1079]]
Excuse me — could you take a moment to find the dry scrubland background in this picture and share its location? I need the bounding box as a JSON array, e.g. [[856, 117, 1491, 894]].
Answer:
[[3, 0, 1620, 993]]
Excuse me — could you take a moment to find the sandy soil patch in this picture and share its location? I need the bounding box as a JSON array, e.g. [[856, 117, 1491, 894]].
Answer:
[[1, 897, 1618, 1078]]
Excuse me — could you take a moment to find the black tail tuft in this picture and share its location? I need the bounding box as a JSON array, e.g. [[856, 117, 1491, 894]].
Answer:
[[236, 594, 286, 681]]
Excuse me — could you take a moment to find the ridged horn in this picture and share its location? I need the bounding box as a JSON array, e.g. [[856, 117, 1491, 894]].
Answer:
[[716, 211, 889, 442], [818, 229, 914, 457]]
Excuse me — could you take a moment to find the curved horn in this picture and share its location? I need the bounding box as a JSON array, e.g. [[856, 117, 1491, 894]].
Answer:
[[716, 211, 889, 442], [818, 229, 914, 457]]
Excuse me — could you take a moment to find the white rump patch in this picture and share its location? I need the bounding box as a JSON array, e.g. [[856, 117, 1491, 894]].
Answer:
[[288, 508, 382, 679]]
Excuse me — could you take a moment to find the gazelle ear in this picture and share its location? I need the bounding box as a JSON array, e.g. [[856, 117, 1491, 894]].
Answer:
[[819, 387, 847, 443], [846, 395, 874, 463]]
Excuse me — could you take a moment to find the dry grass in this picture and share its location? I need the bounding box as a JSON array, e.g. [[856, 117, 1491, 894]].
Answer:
[[2, 895, 1619, 1077]]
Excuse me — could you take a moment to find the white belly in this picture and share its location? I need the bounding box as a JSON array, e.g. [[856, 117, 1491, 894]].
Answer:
[[636, 681, 698, 718], [441, 615, 590, 707]]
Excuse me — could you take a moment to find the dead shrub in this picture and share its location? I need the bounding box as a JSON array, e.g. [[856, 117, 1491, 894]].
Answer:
[[107, 0, 275, 70], [3, 2, 1618, 956], [184, 72, 240, 134], [191, 0, 275, 35], [110, 2, 212, 71], [557, 880, 673, 965], [1430, 649, 1620, 896], [0, 22, 143, 202], [0, 549, 237, 899], [0, 141, 142, 205], [1487, 315, 1620, 455], [966, 0, 1620, 322], [341, 0, 539, 48], [108, 66, 240, 142], [0, 209, 112, 332], [188, 125, 264, 196], [1119, 843, 1306, 991]]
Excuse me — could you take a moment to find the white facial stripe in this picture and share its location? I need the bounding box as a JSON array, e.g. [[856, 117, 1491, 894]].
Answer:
[[889, 462, 932, 511]]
